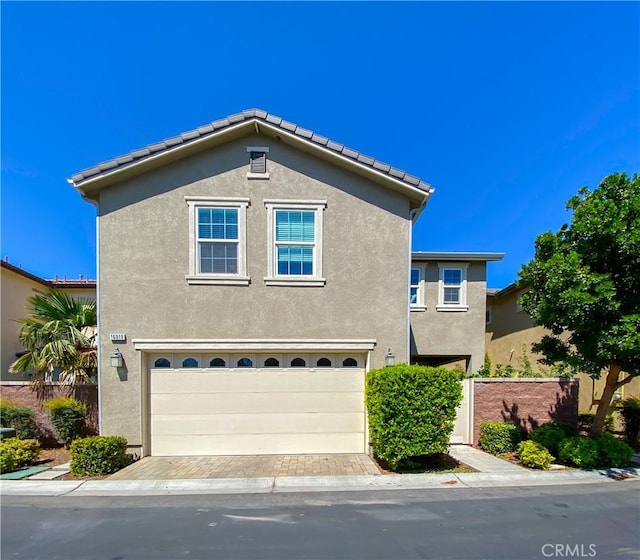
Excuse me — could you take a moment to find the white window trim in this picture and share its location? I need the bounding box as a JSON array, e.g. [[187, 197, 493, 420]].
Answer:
[[264, 199, 326, 287], [185, 197, 250, 286], [246, 146, 270, 179], [436, 263, 469, 311], [486, 305, 492, 325], [410, 264, 427, 312]]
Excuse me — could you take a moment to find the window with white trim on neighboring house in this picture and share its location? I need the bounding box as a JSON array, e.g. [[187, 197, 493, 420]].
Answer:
[[185, 197, 249, 285], [437, 263, 469, 311], [264, 200, 326, 286]]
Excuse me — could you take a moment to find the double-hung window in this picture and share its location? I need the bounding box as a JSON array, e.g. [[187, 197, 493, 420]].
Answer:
[[437, 263, 469, 311], [264, 200, 326, 286], [185, 197, 249, 285], [410, 265, 427, 310]]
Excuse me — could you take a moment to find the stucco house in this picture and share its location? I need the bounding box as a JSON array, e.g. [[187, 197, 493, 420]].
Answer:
[[67, 109, 501, 457], [0, 259, 96, 382], [486, 283, 640, 413]]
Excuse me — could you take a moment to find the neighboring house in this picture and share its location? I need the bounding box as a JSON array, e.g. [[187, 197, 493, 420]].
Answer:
[[0, 259, 96, 382], [410, 252, 503, 375], [68, 108, 501, 457], [486, 282, 640, 413]]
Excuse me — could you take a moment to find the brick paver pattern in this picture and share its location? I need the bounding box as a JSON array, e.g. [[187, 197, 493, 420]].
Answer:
[[109, 454, 381, 480]]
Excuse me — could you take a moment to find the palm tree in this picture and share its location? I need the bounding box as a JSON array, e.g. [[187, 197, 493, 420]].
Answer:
[[10, 289, 97, 388]]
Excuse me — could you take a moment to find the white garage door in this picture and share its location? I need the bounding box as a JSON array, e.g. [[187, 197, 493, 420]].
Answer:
[[149, 365, 366, 456]]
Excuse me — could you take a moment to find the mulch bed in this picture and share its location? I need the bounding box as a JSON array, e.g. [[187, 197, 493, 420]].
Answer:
[[374, 453, 476, 475], [35, 446, 70, 467]]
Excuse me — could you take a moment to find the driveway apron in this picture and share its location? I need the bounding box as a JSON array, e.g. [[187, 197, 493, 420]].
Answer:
[[108, 454, 381, 480]]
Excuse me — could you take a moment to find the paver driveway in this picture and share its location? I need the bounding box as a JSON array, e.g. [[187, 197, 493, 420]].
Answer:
[[109, 454, 381, 480]]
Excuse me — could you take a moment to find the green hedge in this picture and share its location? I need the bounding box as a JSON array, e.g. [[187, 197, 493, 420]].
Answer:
[[44, 397, 86, 447], [478, 422, 522, 455], [596, 433, 634, 468], [530, 423, 576, 456], [517, 440, 554, 470], [0, 438, 40, 469], [70, 436, 131, 476], [558, 436, 599, 468], [365, 365, 463, 470], [0, 400, 38, 440]]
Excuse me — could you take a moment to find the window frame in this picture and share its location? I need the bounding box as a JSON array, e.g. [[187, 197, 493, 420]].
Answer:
[[410, 264, 427, 311], [185, 197, 250, 285], [264, 199, 326, 286], [436, 263, 469, 311]]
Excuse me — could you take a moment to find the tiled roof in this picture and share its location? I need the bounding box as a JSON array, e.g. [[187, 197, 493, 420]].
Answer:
[[1, 260, 96, 288], [69, 108, 433, 195]]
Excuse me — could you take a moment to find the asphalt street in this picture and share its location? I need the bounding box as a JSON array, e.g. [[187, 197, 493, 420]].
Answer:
[[2, 482, 639, 560]]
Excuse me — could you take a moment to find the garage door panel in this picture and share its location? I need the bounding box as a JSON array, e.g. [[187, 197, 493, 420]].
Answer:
[[151, 433, 365, 456], [151, 412, 365, 436], [151, 370, 364, 394], [151, 391, 365, 415]]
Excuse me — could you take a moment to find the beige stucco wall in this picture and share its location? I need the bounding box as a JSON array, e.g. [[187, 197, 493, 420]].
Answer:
[[486, 288, 640, 413], [96, 134, 413, 448], [0, 266, 96, 381], [0, 268, 45, 381], [410, 262, 488, 374]]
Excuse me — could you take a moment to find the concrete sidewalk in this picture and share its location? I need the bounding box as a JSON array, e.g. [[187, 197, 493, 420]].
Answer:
[[1, 446, 638, 497]]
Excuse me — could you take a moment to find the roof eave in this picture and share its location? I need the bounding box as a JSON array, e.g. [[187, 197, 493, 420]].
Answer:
[[68, 117, 433, 206], [411, 252, 505, 262]]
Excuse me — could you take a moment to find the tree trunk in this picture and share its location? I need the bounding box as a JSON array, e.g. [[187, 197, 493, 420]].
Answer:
[[590, 361, 622, 439]]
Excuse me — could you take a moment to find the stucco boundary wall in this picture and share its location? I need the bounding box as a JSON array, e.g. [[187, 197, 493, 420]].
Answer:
[[472, 378, 579, 446], [0, 382, 98, 446]]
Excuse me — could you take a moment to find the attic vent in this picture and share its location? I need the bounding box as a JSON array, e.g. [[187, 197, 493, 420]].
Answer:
[[246, 146, 270, 179], [250, 151, 266, 174]]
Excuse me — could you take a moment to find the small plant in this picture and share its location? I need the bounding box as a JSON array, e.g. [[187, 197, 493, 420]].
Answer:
[[365, 365, 463, 470], [620, 397, 640, 445], [0, 445, 17, 473], [558, 436, 599, 468], [596, 433, 634, 468], [0, 438, 40, 468], [517, 440, 554, 470], [476, 353, 492, 377], [44, 397, 86, 447], [478, 422, 522, 455], [70, 436, 131, 476], [0, 400, 38, 439]]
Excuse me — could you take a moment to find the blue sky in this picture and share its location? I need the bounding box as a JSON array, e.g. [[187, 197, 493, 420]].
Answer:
[[2, 2, 638, 288]]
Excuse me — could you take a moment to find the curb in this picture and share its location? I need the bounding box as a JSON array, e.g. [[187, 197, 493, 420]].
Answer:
[[1, 468, 637, 497]]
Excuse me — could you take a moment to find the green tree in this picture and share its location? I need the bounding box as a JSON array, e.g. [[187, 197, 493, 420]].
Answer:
[[519, 172, 640, 438], [10, 289, 97, 388]]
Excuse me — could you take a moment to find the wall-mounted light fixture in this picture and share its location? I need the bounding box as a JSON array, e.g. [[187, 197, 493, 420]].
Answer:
[[384, 348, 395, 367], [110, 349, 123, 368]]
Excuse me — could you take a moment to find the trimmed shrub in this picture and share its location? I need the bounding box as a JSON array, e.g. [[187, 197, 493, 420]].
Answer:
[[530, 424, 569, 455], [620, 397, 640, 445], [478, 422, 522, 455], [578, 412, 614, 436], [365, 365, 463, 470], [0, 400, 38, 440], [0, 445, 17, 473], [517, 440, 554, 470], [70, 436, 131, 476], [596, 433, 634, 468], [546, 420, 579, 438], [558, 436, 599, 468], [44, 397, 86, 447], [0, 438, 40, 468]]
